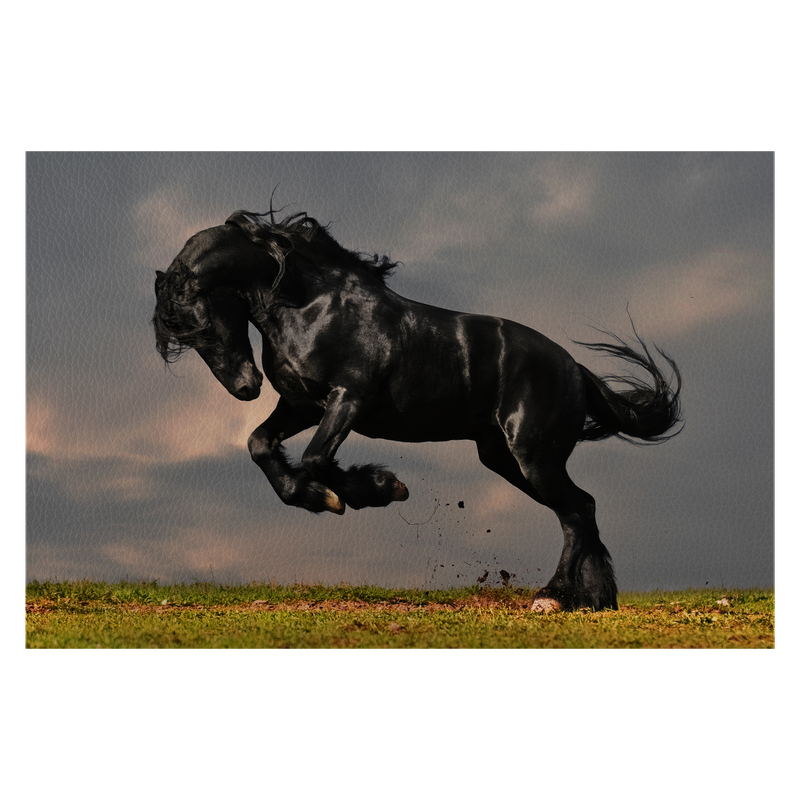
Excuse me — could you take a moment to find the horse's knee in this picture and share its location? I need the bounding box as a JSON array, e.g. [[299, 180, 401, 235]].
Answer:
[[247, 430, 262, 460], [247, 428, 277, 460]]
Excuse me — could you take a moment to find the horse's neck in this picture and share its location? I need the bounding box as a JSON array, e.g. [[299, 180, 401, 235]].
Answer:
[[249, 263, 379, 332]]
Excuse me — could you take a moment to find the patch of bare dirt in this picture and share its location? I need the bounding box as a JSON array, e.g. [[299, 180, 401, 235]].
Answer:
[[26, 592, 542, 615], [241, 594, 534, 613]]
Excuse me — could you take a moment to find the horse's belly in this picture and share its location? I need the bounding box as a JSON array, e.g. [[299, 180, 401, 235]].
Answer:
[[353, 390, 480, 443]]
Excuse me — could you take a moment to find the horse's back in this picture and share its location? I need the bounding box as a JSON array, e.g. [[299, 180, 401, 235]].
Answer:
[[354, 294, 585, 443]]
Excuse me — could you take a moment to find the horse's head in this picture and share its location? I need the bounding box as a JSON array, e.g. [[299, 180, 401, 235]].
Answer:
[[152, 225, 264, 401]]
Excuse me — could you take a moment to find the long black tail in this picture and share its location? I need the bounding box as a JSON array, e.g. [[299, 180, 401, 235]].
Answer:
[[575, 325, 683, 445]]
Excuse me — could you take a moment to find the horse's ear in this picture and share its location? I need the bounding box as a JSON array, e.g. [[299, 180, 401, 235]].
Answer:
[[225, 210, 251, 228], [226, 211, 268, 249], [155, 270, 166, 293]]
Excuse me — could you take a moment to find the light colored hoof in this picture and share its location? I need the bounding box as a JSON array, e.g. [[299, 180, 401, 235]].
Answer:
[[531, 597, 562, 613], [392, 481, 409, 502], [324, 490, 345, 515]]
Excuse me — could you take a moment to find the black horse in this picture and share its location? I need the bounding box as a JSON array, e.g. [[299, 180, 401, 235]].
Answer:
[[153, 209, 682, 611]]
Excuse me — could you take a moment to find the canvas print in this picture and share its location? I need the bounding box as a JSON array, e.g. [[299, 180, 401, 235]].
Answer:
[[26, 152, 774, 646]]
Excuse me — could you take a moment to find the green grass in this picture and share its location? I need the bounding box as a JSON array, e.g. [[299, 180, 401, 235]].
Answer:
[[25, 581, 774, 649]]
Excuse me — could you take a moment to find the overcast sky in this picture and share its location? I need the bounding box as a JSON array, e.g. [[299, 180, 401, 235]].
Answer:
[[26, 152, 773, 590]]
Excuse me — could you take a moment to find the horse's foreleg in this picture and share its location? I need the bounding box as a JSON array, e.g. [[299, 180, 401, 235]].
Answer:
[[247, 400, 345, 514], [300, 387, 409, 510]]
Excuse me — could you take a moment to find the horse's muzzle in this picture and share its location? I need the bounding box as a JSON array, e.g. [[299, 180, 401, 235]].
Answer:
[[233, 382, 261, 401], [231, 369, 263, 401]]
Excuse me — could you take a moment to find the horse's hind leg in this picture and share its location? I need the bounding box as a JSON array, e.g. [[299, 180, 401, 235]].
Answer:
[[524, 458, 617, 611], [531, 469, 618, 611], [476, 430, 618, 611]]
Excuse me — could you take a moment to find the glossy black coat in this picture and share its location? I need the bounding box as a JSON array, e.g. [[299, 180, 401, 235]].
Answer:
[[154, 211, 682, 610]]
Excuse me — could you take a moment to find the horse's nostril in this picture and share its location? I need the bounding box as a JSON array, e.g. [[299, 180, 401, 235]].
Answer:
[[234, 382, 261, 401]]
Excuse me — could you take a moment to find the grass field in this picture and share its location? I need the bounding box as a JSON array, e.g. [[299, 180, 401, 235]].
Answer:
[[25, 581, 774, 648]]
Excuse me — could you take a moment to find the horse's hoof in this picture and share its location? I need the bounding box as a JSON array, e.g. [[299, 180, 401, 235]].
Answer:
[[392, 481, 409, 502], [531, 597, 562, 613], [324, 490, 345, 515]]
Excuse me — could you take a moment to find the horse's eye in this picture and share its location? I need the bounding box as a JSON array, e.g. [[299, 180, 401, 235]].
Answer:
[[194, 299, 212, 327]]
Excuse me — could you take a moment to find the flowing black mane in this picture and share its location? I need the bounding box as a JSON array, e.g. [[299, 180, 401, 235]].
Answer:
[[153, 210, 399, 364], [225, 209, 399, 285]]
